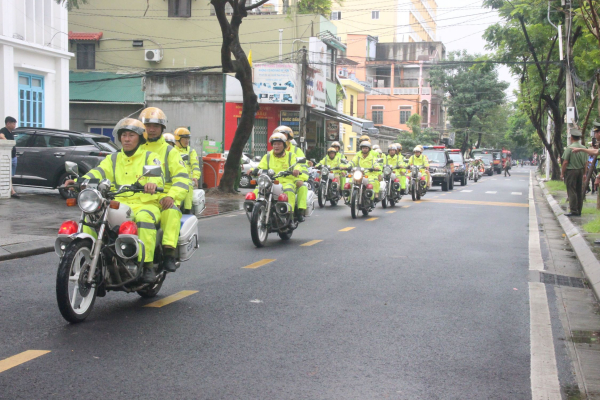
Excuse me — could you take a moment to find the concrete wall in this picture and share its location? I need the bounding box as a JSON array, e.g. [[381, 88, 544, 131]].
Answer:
[[69, 103, 144, 132], [144, 72, 224, 146], [68, 0, 323, 72]]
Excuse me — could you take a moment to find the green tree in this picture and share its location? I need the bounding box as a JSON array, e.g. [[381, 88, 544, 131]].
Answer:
[[55, 0, 88, 10], [297, 0, 341, 15], [429, 51, 508, 155]]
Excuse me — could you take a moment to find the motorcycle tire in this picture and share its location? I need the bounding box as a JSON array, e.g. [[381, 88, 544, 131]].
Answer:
[[474, 176, 478, 182], [318, 186, 325, 208], [411, 185, 417, 201], [449, 177, 454, 190], [250, 202, 269, 248], [389, 199, 396, 207], [278, 230, 293, 240], [442, 178, 449, 191], [56, 240, 97, 323], [351, 190, 358, 219], [137, 272, 166, 298], [330, 199, 338, 206], [417, 188, 421, 200], [382, 198, 387, 208]]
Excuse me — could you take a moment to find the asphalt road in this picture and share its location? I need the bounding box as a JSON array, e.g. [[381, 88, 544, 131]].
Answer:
[[0, 167, 534, 399]]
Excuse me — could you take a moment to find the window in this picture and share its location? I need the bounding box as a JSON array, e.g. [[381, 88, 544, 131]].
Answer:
[[348, 137, 355, 150], [32, 134, 69, 148], [400, 106, 412, 124], [76, 43, 95, 69], [372, 106, 384, 124], [331, 11, 341, 20], [70, 136, 93, 146], [168, 0, 191, 17], [372, 11, 379, 19], [350, 95, 354, 116], [18, 73, 44, 128], [14, 132, 33, 147], [89, 126, 115, 142]]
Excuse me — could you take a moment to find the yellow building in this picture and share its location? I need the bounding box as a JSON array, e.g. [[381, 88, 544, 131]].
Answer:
[[338, 78, 365, 158], [331, 0, 437, 44]]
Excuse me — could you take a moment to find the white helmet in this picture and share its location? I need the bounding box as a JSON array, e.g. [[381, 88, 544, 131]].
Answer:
[[413, 146, 422, 153], [360, 141, 372, 149], [372, 144, 380, 150], [291, 139, 297, 146], [163, 133, 176, 146]]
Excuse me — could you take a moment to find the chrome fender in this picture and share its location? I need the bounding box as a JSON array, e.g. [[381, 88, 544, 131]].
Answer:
[[55, 233, 96, 257]]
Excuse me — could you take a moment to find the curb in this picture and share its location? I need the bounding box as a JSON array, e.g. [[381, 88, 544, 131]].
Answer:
[[0, 245, 54, 262], [536, 174, 600, 299]]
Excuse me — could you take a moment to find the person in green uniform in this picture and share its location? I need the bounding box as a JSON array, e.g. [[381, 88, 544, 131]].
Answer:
[[562, 129, 587, 216]]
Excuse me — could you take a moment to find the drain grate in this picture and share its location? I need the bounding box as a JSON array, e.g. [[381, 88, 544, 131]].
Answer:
[[540, 272, 586, 288]]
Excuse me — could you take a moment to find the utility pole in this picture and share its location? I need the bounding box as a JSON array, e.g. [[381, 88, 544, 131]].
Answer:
[[299, 46, 308, 152], [565, 0, 575, 141]]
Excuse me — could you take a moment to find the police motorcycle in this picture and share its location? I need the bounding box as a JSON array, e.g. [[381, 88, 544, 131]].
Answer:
[[342, 166, 380, 219], [316, 159, 349, 207], [307, 161, 319, 194], [407, 162, 428, 201], [380, 162, 403, 208], [55, 162, 199, 323], [244, 158, 315, 247]]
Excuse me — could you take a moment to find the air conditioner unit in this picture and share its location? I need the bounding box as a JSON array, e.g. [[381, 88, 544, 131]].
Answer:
[[145, 49, 162, 62], [339, 69, 348, 78]]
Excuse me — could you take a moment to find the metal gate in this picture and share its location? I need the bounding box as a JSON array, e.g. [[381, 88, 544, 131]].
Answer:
[[239, 118, 268, 157]]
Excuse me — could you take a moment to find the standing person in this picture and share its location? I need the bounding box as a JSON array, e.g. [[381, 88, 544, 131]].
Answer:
[[504, 154, 512, 177], [561, 129, 587, 216], [0, 116, 19, 198]]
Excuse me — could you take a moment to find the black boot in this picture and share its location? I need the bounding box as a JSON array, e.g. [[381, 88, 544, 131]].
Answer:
[[163, 248, 178, 272], [297, 209, 305, 222], [141, 264, 157, 284]]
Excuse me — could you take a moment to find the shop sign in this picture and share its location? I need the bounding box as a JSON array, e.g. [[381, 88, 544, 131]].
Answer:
[[253, 63, 300, 104], [326, 120, 339, 141], [280, 110, 300, 137], [307, 37, 327, 111]]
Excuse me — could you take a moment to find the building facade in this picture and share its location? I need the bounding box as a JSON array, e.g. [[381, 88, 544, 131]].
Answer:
[[0, 0, 72, 129], [338, 36, 445, 135], [331, 0, 437, 44]]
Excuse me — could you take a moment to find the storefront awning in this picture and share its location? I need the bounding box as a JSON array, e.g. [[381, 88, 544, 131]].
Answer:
[[310, 107, 379, 135]]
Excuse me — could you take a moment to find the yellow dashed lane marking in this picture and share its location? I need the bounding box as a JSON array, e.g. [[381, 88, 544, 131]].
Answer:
[[420, 199, 528, 208], [242, 259, 276, 269], [144, 290, 199, 308], [366, 218, 378, 221], [402, 205, 410, 208], [301, 240, 322, 247], [386, 211, 396, 213], [339, 227, 355, 232], [0, 350, 50, 374]]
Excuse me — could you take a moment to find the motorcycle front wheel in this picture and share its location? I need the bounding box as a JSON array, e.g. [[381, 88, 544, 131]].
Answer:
[[56, 240, 98, 323], [318, 185, 325, 208], [350, 190, 358, 219], [250, 202, 269, 247], [389, 198, 396, 207], [411, 184, 417, 201]]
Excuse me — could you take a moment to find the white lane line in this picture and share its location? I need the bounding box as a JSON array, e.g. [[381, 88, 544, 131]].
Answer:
[[492, 179, 498, 181], [461, 190, 473, 192], [485, 191, 497, 194], [528, 170, 560, 399], [512, 192, 523, 195], [529, 283, 561, 399]]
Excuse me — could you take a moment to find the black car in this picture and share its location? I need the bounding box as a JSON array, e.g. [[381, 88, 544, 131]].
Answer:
[[12, 128, 118, 198], [423, 147, 454, 191], [475, 153, 494, 176], [448, 149, 467, 186]]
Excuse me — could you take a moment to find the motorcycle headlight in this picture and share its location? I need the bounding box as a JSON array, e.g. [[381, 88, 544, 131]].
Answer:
[[353, 171, 363, 181], [383, 166, 392, 176], [258, 175, 272, 189], [322, 167, 329, 176], [78, 189, 103, 213]]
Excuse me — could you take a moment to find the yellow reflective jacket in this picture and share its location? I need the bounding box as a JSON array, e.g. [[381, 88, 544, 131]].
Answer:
[[143, 136, 190, 202], [384, 154, 405, 169], [409, 154, 429, 167], [175, 145, 201, 180], [257, 150, 301, 185], [318, 155, 342, 168], [80, 147, 163, 205], [351, 152, 381, 170], [285, 144, 308, 181]]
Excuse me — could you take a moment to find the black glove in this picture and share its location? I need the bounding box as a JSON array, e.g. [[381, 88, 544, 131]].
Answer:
[[252, 168, 260, 176]]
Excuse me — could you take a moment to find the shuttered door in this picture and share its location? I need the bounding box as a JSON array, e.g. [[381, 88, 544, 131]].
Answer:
[[253, 118, 268, 157]]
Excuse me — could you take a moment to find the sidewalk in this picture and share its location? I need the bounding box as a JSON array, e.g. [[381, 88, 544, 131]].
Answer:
[[0, 187, 245, 261]]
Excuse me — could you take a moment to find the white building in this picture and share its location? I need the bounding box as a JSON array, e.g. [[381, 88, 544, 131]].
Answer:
[[0, 0, 72, 129]]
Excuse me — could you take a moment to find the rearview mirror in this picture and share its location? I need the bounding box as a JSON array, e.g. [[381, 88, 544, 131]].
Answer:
[[341, 159, 349, 164], [142, 165, 162, 178], [181, 154, 189, 161], [377, 158, 384, 163], [254, 156, 262, 162], [65, 161, 79, 177], [404, 158, 410, 163], [296, 157, 306, 164]]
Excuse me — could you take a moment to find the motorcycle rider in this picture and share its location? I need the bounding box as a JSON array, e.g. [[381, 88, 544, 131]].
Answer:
[[253, 132, 303, 216], [351, 141, 381, 200], [275, 125, 308, 221], [330, 141, 347, 189], [163, 133, 176, 147], [139, 107, 190, 273], [384, 144, 406, 194], [173, 127, 201, 214], [408, 145, 431, 189], [65, 119, 164, 283]]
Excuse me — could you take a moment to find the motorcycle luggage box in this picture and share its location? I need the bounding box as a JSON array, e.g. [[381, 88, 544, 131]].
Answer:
[[192, 189, 206, 218], [177, 214, 199, 262]]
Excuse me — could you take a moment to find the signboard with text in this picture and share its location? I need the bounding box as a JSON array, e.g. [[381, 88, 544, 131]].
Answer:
[[253, 63, 300, 105], [280, 110, 300, 137], [307, 37, 327, 111], [326, 120, 339, 141]]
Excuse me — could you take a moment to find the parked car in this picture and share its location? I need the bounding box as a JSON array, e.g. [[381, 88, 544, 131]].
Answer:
[[12, 128, 118, 199], [223, 151, 259, 188], [423, 146, 455, 191], [447, 149, 467, 186]]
